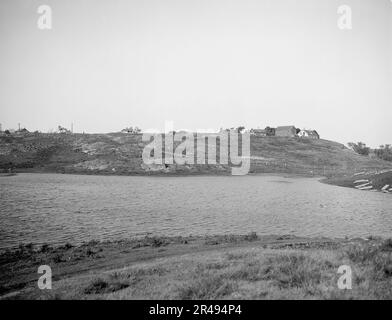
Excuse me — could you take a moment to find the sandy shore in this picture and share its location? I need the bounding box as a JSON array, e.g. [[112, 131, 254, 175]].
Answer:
[[1, 234, 391, 299]]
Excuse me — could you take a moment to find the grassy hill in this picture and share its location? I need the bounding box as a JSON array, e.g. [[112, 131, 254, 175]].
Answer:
[[0, 132, 391, 177]]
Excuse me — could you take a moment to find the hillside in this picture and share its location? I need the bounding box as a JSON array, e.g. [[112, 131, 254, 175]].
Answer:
[[0, 132, 391, 177]]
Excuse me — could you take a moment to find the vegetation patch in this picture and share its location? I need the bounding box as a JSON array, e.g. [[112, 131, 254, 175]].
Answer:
[[83, 277, 129, 295], [176, 274, 237, 300], [260, 254, 334, 289]]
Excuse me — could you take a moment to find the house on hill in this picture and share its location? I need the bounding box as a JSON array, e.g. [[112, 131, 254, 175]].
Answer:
[[264, 126, 276, 136], [15, 128, 30, 136], [275, 126, 297, 137], [121, 126, 142, 134], [298, 129, 320, 139]]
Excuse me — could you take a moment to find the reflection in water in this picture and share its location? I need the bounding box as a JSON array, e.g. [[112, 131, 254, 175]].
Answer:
[[0, 173, 391, 249]]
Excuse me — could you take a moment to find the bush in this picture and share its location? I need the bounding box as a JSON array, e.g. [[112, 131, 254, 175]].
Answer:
[[63, 243, 73, 250], [52, 253, 65, 263], [40, 244, 51, 253], [374, 145, 392, 162], [261, 254, 332, 289], [381, 239, 392, 251], [348, 142, 370, 156], [176, 274, 236, 299], [244, 232, 258, 241], [344, 244, 379, 263], [84, 277, 129, 294], [372, 254, 392, 279]]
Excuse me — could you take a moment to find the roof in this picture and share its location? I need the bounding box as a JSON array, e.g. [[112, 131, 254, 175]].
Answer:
[[302, 129, 318, 134], [276, 126, 295, 129], [276, 126, 296, 131]]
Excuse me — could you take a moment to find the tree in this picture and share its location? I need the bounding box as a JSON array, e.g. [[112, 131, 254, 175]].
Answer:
[[348, 142, 370, 156], [58, 125, 70, 134], [236, 126, 245, 133], [374, 144, 392, 162]]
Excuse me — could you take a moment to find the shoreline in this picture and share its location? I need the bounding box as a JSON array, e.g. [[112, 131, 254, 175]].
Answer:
[[322, 170, 392, 194], [5, 170, 391, 195], [9, 168, 320, 178], [1, 233, 392, 299]]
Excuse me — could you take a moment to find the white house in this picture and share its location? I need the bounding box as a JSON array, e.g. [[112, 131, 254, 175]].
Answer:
[[298, 129, 320, 139]]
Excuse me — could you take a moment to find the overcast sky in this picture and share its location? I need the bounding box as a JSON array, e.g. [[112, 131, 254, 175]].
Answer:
[[0, 0, 391, 147]]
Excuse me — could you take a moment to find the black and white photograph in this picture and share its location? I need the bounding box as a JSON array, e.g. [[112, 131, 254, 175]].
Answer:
[[0, 0, 392, 307]]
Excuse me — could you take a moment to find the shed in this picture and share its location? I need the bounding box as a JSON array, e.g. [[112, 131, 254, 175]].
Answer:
[[275, 126, 297, 137]]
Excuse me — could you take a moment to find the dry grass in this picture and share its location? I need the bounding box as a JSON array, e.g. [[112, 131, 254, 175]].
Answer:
[[2, 237, 392, 300], [1, 133, 391, 176]]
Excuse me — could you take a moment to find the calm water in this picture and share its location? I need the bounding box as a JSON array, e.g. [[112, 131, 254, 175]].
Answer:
[[0, 173, 391, 249]]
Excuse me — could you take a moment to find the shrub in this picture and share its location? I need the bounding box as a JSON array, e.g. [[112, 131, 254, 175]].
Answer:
[[244, 232, 258, 242], [52, 253, 65, 263], [63, 243, 73, 250], [374, 145, 392, 162], [40, 244, 51, 253], [345, 244, 380, 263], [261, 254, 331, 289], [176, 274, 236, 299], [348, 142, 370, 156], [84, 277, 129, 295], [372, 253, 392, 279], [381, 239, 392, 252]]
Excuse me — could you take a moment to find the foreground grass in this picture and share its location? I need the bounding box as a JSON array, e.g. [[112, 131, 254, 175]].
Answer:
[[1, 235, 391, 300]]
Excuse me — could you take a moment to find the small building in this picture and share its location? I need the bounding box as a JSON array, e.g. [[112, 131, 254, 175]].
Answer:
[[298, 129, 320, 139], [275, 126, 297, 137], [264, 126, 276, 136], [15, 128, 30, 136], [121, 126, 142, 134]]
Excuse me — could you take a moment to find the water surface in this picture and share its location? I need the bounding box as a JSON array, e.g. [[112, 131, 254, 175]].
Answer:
[[1, 173, 391, 249]]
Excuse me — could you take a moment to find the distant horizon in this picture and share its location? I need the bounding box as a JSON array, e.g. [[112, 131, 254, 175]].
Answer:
[[1, 122, 390, 149]]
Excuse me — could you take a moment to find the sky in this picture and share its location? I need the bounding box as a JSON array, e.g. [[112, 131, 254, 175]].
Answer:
[[0, 0, 391, 147]]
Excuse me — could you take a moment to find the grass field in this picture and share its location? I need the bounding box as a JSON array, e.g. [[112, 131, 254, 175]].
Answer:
[[1, 234, 392, 300]]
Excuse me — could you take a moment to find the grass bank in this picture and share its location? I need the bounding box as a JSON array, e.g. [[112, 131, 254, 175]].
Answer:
[[1, 234, 392, 299]]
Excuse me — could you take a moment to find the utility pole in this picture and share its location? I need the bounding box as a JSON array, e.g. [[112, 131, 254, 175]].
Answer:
[[71, 123, 73, 133], [18, 123, 21, 131], [0, 123, 2, 132]]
